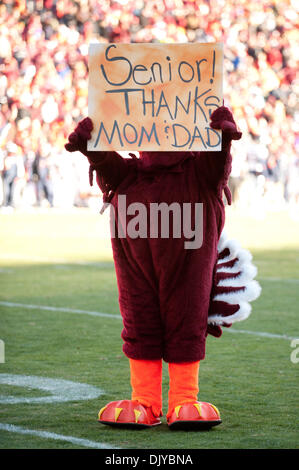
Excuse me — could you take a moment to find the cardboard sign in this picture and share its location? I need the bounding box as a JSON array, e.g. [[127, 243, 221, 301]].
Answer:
[[88, 42, 223, 152]]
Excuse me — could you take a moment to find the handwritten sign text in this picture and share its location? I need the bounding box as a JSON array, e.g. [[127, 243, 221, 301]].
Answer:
[[88, 43, 223, 152]]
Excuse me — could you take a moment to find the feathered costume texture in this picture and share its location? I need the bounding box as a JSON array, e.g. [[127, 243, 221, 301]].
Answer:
[[207, 231, 261, 337], [65, 105, 262, 428], [65, 106, 261, 361]]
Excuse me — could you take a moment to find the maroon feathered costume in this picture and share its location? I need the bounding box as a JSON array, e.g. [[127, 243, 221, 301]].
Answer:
[[65, 106, 261, 428]]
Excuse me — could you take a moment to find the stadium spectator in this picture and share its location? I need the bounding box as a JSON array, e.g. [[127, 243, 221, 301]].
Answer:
[[31, 146, 54, 207], [0, 0, 298, 210], [1, 141, 25, 208]]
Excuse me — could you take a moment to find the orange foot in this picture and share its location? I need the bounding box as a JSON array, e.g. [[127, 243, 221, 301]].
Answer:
[[98, 400, 162, 429], [167, 402, 222, 430]]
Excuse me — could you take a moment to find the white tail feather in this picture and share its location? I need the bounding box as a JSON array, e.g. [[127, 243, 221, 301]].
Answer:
[[217, 263, 258, 287], [208, 302, 252, 325], [214, 280, 262, 304], [209, 231, 262, 327]]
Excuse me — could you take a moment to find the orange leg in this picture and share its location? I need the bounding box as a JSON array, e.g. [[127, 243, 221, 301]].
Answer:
[[129, 358, 163, 417], [167, 361, 200, 418]]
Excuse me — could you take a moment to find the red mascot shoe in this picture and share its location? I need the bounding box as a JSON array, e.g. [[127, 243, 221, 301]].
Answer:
[[167, 402, 222, 430], [98, 400, 162, 429]]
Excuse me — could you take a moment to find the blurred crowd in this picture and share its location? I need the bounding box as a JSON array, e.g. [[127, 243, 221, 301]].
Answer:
[[0, 0, 298, 213]]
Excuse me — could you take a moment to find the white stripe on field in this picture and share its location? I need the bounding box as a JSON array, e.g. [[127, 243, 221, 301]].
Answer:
[[259, 277, 299, 284], [0, 301, 121, 320], [0, 422, 119, 449], [226, 328, 296, 341], [0, 374, 103, 405], [0, 301, 296, 341]]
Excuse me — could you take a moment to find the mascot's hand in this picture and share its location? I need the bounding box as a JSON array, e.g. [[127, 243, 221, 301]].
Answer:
[[206, 324, 223, 338], [65, 117, 93, 157], [210, 106, 242, 141], [206, 323, 232, 338]]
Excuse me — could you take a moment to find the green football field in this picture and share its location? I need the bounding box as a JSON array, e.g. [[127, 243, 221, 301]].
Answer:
[[0, 207, 298, 450]]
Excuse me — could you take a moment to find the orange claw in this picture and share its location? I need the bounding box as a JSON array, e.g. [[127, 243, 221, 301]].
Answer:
[[167, 401, 222, 430], [98, 400, 162, 428]]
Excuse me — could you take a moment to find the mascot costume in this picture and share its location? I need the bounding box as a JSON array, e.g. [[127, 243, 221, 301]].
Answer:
[[65, 106, 261, 430]]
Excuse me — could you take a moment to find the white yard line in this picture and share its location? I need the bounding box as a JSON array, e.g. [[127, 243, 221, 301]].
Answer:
[[226, 328, 295, 341], [0, 293, 297, 448], [259, 277, 299, 284], [0, 301, 122, 320], [0, 300, 296, 341], [0, 374, 103, 404], [0, 422, 118, 449], [0, 374, 116, 449]]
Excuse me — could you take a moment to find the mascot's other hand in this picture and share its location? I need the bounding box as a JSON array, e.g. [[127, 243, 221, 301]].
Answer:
[[210, 106, 242, 141], [206, 322, 232, 338], [206, 324, 223, 338], [65, 117, 93, 156]]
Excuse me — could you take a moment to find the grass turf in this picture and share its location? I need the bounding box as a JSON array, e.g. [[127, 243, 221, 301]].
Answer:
[[0, 207, 298, 449]]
